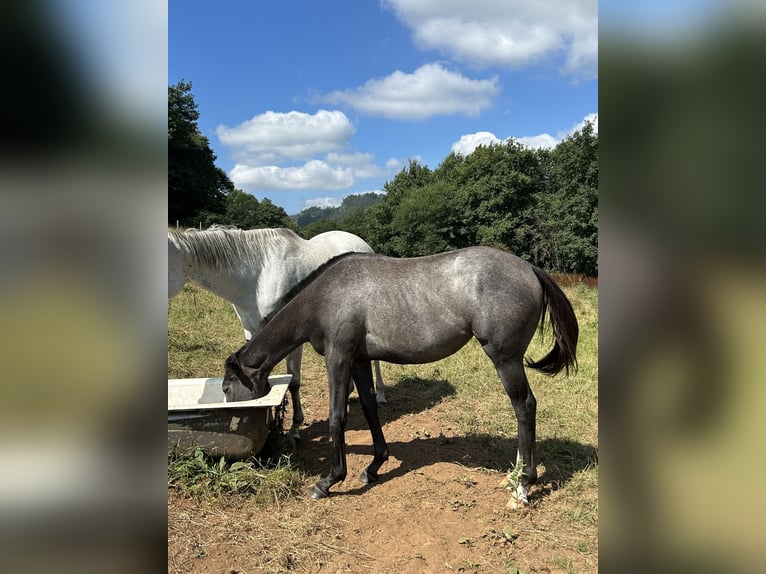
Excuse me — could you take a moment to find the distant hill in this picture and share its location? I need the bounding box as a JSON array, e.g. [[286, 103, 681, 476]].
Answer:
[[292, 192, 383, 227]]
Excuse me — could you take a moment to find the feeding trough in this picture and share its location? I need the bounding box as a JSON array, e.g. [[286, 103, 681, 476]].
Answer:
[[168, 374, 291, 459]]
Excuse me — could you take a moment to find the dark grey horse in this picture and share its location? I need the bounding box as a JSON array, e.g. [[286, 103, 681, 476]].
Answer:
[[222, 246, 578, 504]]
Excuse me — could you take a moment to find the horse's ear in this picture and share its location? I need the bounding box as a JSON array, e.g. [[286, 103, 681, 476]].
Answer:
[[225, 353, 239, 368]]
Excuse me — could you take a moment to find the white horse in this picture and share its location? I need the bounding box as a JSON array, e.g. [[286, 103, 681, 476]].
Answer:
[[168, 226, 386, 438]]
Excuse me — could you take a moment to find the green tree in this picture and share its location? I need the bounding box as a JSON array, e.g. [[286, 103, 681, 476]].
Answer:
[[434, 141, 543, 256], [388, 180, 463, 256], [222, 188, 262, 228], [364, 160, 433, 253], [256, 198, 296, 229], [220, 189, 295, 230], [533, 121, 598, 275], [302, 218, 339, 239], [338, 192, 383, 214], [283, 128, 598, 275], [295, 205, 335, 228], [168, 80, 233, 226]]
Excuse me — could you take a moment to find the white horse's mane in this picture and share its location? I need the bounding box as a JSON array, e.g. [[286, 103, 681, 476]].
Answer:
[[169, 226, 303, 272]]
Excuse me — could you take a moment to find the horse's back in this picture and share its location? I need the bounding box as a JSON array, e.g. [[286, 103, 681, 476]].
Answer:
[[313, 246, 538, 300], [309, 230, 374, 256]]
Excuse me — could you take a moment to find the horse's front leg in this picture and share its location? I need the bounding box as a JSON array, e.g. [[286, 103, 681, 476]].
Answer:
[[352, 361, 389, 484], [285, 346, 305, 439], [310, 356, 352, 499]]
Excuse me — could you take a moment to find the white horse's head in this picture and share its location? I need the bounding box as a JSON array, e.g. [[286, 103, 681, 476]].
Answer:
[[168, 232, 186, 298]]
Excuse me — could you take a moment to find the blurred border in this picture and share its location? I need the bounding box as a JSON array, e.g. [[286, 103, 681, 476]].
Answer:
[[1, 1, 167, 572], [601, 2, 766, 572]]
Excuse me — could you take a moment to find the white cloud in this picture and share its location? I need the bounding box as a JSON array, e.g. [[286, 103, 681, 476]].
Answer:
[[216, 110, 356, 163], [519, 112, 597, 149], [516, 133, 560, 150], [451, 131, 502, 156], [230, 160, 354, 191], [304, 197, 344, 209], [325, 152, 374, 167], [316, 63, 499, 120], [382, 0, 597, 80], [325, 152, 387, 179], [571, 112, 598, 135], [218, 109, 402, 192], [451, 112, 597, 155]]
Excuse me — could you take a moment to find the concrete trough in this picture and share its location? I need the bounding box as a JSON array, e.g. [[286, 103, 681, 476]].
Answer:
[[168, 374, 291, 459]]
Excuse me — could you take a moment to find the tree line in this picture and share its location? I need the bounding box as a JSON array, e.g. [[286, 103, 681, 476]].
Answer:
[[169, 81, 597, 276]]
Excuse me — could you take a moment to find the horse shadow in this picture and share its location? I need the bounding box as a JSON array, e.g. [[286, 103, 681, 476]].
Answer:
[[294, 375, 597, 503], [345, 374, 458, 430], [297, 432, 596, 503]]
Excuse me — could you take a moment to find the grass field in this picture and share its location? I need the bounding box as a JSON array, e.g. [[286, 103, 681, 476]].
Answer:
[[168, 278, 598, 572]]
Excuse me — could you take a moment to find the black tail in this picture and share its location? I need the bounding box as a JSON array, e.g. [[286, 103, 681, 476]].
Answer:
[[525, 266, 579, 376]]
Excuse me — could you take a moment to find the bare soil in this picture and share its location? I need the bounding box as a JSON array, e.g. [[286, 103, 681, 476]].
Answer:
[[168, 372, 598, 573]]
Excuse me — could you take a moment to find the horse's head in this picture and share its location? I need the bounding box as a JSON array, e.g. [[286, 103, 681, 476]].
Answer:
[[222, 351, 270, 401]]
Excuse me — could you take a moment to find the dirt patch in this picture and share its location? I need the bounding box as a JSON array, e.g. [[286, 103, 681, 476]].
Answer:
[[169, 375, 597, 573]]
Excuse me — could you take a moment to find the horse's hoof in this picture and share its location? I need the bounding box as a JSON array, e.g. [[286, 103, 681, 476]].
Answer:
[[310, 485, 329, 499], [506, 496, 529, 510], [359, 469, 378, 484], [506, 484, 529, 509]]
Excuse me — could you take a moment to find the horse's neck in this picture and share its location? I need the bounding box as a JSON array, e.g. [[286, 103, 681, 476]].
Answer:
[[185, 238, 300, 307], [243, 302, 312, 372], [186, 266, 252, 304]]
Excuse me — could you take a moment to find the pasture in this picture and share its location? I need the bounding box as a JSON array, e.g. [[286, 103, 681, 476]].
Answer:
[[168, 277, 598, 573]]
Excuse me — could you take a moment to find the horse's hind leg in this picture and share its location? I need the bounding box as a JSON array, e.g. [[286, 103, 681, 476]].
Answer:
[[494, 359, 538, 506], [349, 361, 386, 404], [373, 360, 387, 404], [285, 346, 305, 439], [351, 361, 389, 484]]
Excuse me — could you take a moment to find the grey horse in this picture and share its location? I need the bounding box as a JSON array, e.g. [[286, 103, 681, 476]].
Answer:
[[222, 246, 578, 504]]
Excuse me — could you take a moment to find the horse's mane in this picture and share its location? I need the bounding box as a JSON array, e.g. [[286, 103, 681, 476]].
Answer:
[[168, 226, 303, 271], [263, 251, 378, 323]]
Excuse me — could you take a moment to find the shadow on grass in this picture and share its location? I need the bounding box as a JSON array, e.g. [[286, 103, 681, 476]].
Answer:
[[297, 431, 596, 505], [345, 374, 458, 430]]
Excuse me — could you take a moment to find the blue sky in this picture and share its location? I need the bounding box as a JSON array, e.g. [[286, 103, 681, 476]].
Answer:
[[170, 1, 598, 216]]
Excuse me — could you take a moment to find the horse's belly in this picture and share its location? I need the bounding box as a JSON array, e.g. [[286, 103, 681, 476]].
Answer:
[[364, 329, 471, 364]]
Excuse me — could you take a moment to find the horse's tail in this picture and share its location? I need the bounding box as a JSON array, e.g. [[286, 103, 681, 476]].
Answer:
[[525, 266, 579, 376]]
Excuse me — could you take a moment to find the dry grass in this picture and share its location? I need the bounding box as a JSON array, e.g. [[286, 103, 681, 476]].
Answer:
[[168, 280, 598, 573], [168, 284, 290, 379], [167, 494, 351, 573]]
